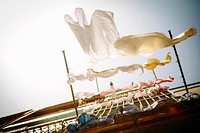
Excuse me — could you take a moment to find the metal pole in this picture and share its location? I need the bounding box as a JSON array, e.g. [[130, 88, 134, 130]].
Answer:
[[152, 70, 161, 88], [152, 70, 158, 80], [168, 30, 189, 93], [62, 50, 79, 117], [95, 77, 100, 93]]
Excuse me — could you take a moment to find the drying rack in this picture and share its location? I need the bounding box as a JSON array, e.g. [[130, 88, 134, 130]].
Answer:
[[5, 87, 199, 133]]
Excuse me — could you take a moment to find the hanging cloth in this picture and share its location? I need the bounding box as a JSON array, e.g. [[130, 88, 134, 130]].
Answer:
[[64, 8, 120, 62], [143, 52, 172, 70], [67, 64, 143, 84], [114, 27, 197, 57]]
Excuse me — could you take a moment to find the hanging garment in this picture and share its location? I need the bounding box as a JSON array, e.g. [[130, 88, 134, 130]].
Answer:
[[87, 64, 143, 78], [87, 68, 119, 78], [64, 8, 120, 62], [117, 64, 144, 73], [100, 88, 117, 97], [143, 52, 171, 70], [114, 27, 197, 57], [138, 76, 174, 91], [154, 76, 174, 85], [67, 64, 143, 84]]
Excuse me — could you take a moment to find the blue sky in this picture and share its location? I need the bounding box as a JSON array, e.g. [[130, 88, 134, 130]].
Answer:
[[0, 0, 199, 117]]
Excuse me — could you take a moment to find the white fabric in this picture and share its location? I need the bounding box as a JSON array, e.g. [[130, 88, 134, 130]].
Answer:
[[67, 64, 143, 84], [114, 27, 197, 57], [65, 8, 197, 60], [64, 8, 120, 62]]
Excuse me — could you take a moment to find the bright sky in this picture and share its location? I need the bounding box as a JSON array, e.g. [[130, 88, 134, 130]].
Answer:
[[0, 0, 200, 117]]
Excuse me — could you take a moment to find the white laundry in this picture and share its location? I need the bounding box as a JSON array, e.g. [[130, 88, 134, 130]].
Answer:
[[67, 64, 143, 84], [64, 8, 120, 62]]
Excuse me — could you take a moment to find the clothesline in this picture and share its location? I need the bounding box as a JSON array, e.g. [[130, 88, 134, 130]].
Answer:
[[64, 7, 197, 97]]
